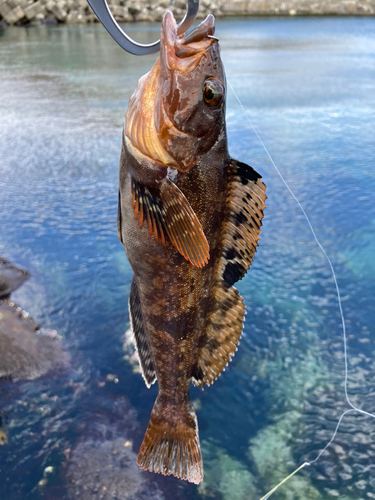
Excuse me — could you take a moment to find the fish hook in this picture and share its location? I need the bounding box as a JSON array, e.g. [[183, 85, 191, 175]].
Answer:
[[86, 0, 199, 55]]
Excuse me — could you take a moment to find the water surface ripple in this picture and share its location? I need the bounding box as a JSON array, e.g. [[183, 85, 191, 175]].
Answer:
[[0, 17, 374, 500]]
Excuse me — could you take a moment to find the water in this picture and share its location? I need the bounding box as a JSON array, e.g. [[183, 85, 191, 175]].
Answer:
[[1, 16, 375, 500]]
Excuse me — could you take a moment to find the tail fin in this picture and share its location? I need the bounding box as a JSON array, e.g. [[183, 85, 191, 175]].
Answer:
[[137, 398, 203, 484]]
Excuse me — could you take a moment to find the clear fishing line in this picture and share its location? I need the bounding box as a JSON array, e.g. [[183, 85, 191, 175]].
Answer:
[[228, 80, 375, 499]]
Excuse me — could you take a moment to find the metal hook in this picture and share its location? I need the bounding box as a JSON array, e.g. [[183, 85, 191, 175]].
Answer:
[[86, 0, 199, 56]]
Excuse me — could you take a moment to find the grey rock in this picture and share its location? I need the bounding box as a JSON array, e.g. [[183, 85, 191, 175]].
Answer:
[[45, 0, 67, 21], [1, 4, 24, 23], [157, 0, 170, 7], [6, 0, 18, 8], [151, 4, 165, 21], [66, 406, 165, 500], [109, 4, 131, 21], [0, 2, 11, 17], [66, 8, 84, 22], [0, 257, 30, 300], [1, 1, 375, 32], [68, 438, 165, 500], [127, 1, 141, 17], [221, 0, 375, 14], [24, 0, 42, 19], [0, 300, 65, 381]]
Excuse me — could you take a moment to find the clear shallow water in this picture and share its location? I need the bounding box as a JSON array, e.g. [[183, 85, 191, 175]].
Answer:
[[0, 16, 375, 500]]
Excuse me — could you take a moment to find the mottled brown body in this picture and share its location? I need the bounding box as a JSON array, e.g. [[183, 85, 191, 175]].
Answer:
[[120, 133, 229, 382], [118, 11, 267, 484]]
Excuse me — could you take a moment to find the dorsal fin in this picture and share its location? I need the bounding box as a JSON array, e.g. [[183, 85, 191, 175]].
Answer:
[[129, 277, 156, 388], [192, 159, 267, 388], [131, 176, 210, 268]]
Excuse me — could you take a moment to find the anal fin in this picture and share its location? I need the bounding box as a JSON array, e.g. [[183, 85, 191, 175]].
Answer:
[[129, 277, 156, 387], [192, 159, 267, 388], [131, 176, 209, 268]]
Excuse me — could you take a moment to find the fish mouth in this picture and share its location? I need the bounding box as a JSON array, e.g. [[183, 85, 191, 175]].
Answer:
[[162, 11, 216, 62]]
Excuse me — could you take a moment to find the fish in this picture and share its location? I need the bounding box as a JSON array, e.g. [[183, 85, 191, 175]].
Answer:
[[117, 11, 267, 484]]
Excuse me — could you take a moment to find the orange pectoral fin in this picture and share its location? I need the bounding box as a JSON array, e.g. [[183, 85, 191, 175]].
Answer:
[[131, 176, 209, 267], [159, 179, 209, 268]]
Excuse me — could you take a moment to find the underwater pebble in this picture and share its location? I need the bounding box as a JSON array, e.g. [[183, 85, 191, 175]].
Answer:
[[339, 472, 352, 481], [326, 490, 340, 497], [355, 480, 367, 490], [106, 374, 119, 383], [0, 429, 8, 445], [44, 466, 54, 475]]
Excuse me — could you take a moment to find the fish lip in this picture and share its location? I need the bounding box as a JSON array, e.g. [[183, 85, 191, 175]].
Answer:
[[162, 11, 177, 47], [162, 11, 216, 49], [180, 14, 216, 45]]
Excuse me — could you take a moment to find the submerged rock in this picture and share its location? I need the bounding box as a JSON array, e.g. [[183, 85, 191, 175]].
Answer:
[[0, 257, 30, 299], [68, 437, 164, 500], [198, 440, 258, 500], [66, 400, 165, 500], [0, 257, 64, 381], [0, 428, 8, 445], [292, 383, 375, 499], [0, 300, 64, 381]]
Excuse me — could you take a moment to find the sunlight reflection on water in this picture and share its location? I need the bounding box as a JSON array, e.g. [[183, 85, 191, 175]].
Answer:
[[0, 16, 375, 500]]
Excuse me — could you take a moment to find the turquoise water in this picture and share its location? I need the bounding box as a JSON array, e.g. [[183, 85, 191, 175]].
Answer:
[[1, 16, 375, 500]]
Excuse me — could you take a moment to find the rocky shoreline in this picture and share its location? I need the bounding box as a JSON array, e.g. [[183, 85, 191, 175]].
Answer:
[[1, 0, 375, 27], [0, 257, 64, 381]]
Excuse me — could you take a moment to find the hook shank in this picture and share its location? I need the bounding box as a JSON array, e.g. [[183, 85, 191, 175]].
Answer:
[[87, 0, 199, 56]]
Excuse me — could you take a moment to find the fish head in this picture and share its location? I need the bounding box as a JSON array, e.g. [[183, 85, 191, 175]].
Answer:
[[157, 12, 227, 172], [125, 12, 227, 174]]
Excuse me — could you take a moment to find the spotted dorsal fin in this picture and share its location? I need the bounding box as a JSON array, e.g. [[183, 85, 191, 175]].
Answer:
[[192, 159, 267, 387], [129, 277, 156, 388], [131, 176, 209, 268]]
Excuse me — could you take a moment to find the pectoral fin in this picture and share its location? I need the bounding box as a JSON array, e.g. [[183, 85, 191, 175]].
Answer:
[[193, 159, 267, 388], [221, 159, 267, 286], [131, 176, 209, 268]]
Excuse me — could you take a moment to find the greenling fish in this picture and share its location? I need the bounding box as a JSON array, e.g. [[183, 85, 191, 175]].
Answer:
[[117, 12, 267, 484]]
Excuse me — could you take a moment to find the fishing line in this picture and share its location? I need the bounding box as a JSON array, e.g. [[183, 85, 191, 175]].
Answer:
[[228, 80, 375, 499]]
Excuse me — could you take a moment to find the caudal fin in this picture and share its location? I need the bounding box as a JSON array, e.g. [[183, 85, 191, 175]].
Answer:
[[137, 399, 203, 484]]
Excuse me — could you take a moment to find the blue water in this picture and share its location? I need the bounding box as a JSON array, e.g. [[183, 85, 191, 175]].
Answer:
[[0, 16, 374, 500]]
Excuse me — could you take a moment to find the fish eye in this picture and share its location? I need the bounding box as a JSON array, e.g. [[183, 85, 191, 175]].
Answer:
[[203, 79, 224, 107]]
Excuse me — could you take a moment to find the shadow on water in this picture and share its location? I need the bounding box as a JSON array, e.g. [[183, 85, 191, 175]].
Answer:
[[1, 16, 375, 500]]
